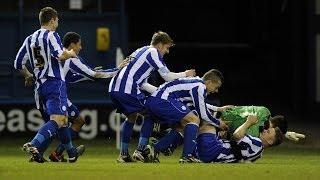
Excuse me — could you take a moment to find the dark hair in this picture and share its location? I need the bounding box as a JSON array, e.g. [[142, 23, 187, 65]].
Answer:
[[63, 32, 81, 48], [269, 115, 288, 134], [150, 31, 174, 46], [271, 127, 284, 147], [202, 69, 224, 83], [39, 7, 58, 25]]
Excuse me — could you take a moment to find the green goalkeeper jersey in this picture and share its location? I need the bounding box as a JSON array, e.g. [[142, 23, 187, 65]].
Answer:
[[220, 106, 271, 137]]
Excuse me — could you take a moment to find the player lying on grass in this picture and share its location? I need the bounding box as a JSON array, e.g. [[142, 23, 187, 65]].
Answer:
[[150, 104, 305, 157], [215, 106, 305, 141], [145, 115, 283, 163], [181, 98, 305, 141], [196, 115, 284, 163]]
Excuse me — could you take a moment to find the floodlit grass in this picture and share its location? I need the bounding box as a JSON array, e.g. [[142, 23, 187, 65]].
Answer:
[[0, 139, 319, 180]]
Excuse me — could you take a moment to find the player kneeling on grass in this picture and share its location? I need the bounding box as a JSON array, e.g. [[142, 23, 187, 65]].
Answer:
[[196, 115, 283, 163], [144, 69, 228, 163]]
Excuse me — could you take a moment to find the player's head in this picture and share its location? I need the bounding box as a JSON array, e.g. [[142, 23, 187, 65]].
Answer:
[[63, 32, 82, 55], [39, 7, 59, 30], [260, 127, 284, 148], [268, 115, 288, 134], [151, 31, 174, 56], [202, 69, 224, 94]]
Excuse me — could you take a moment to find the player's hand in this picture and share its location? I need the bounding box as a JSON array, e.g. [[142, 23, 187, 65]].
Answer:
[[118, 58, 129, 69], [185, 69, 196, 77], [285, 131, 306, 142], [24, 75, 33, 87], [218, 130, 228, 139], [246, 115, 258, 125], [217, 105, 235, 112], [94, 72, 108, 78], [219, 120, 229, 131], [68, 49, 77, 58]]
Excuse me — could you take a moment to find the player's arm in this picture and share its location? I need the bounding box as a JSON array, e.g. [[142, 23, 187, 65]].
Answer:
[[147, 48, 196, 81], [94, 58, 128, 73], [14, 38, 33, 86], [69, 57, 96, 77], [140, 80, 158, 94], [117, 58, 129, 69], [190, 84, 228, 130], [58, 49, 77, 61], [14, 38, 28, 71], [66, 73, 93, 83], [20, 68, 34, 87], [49, 32, 76, 61], [233, 115, 258, 140], [159, 67, 196, 81], [70, 57, 122, 80], [206, 103, 235, 112]]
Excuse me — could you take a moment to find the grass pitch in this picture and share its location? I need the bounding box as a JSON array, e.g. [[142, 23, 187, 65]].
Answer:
[[0, 138, 319, 180]]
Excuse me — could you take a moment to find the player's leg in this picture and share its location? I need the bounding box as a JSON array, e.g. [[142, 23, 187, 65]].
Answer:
[[22, 80, 66, 163], [52, 99, 84, 163], [23, 79, 84, 163], [144, 96, 200, 163], [49, 102, 84, 162], [178, 112, 201, 163], [117, 112, 139, 162], [29, 107, 52, 162], [109, 91, 145, 162], [145, 127, 183, 162], [132, 113, 154, 162], [154, 125, 184, 156], [196, 121, 223, 163]]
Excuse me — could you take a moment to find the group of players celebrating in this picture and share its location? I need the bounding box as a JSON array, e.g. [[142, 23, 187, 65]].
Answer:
[[14, 7, 305, 164]]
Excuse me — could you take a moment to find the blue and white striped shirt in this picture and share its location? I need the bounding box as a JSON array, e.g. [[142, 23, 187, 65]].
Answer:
[[108, 46, 167, 97], [152, 77, 221, 127], [215, 135, 263, 163], [14, 29, 65, 82], [180, 98, 219, 117], [63, 56, 119, 83]]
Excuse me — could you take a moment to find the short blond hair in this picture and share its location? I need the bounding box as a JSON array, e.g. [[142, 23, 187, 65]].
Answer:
[[202, 69, 224, 83], [39, 7, 58, 25], [151, 31, 174, 46]]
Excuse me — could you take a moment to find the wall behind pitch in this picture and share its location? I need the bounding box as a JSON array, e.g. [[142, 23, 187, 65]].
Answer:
[[0, 13, 127, 102], [0, 104, 144, 140]]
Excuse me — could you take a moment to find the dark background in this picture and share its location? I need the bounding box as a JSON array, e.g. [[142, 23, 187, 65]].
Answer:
[[0, 0, 318, 125], [125, 0, 317, 121]]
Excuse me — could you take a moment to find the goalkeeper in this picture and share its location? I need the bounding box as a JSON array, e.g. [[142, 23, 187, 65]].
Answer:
[[211, 105, 305, 142], [150, 105, 305, 157]]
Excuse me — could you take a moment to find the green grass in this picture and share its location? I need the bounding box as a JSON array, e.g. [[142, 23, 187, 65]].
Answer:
[[0, 139, 319, 180]]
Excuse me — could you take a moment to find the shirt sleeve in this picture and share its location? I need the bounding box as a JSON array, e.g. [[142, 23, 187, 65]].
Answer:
[[190, 84, 221, 127], [66, 73, 93, 83], [69, 57, 96, 78], [160, 71, 187, 81], [237, 135, 263, 161], [206, 103, 219, 112], [95, 68, 119, 78], [140, 81, 158, 94], [14, 37, 29, 70], [146, 48, 166, 71], [48, 32, 64, 59]]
